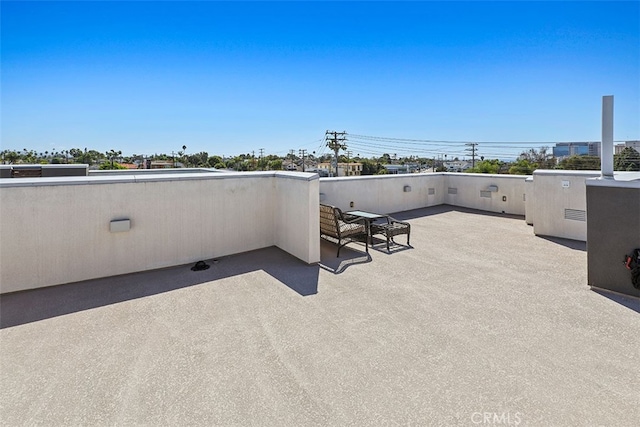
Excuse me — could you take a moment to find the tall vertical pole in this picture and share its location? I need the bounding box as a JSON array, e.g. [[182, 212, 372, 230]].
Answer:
[[325, 130, 347, 177], [601, 95, 614, 179], [299, 149, 307, 172], [465, 143, 478, 168]]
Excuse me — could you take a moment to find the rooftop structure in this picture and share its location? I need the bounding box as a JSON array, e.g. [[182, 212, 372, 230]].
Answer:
[[2, 96, 637, 425], [1, 204, 638, 425]]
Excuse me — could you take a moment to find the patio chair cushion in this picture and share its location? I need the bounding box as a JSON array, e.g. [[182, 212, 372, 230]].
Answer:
[[338, 220, 365, 236]]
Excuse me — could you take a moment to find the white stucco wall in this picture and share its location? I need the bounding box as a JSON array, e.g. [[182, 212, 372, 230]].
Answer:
[[274, 172, 320, 266], [319, 173, 527, 216], [0, 172, 318, 293], [443, 173, 528, 215], [525, 177, 534, 225], [531, 170, 601, 241], [319, 174, 445, 214]]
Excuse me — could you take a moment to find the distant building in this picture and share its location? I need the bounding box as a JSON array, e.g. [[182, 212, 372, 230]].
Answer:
[[144, 160, 177, 169], [443, 161, 472, 172], [553, 142, 600, 158], [382, 164, 409, 174], [317, 162, 362, 177], [119, 163, 139, 170], [283, 161, 298, 171], [615, 140, 640, 154]]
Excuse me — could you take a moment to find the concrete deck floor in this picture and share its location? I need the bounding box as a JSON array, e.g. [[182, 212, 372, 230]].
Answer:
[[1, 206, 639, 426]]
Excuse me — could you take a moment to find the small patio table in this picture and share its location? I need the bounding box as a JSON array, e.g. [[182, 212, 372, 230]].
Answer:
[[344, 210, 389, 245]]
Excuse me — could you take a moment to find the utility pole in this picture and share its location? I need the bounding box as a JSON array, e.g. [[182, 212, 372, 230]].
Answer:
[[299, 149, 307, 172], [465, 143, 478, 168], [325, 130, 347, 177], [346, 150, 352, 176], [286, 150, 295, 170], [259, 148, 265, 171]]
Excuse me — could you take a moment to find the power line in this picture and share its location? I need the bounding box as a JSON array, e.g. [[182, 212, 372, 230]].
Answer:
[[348, 133, 614, 145]]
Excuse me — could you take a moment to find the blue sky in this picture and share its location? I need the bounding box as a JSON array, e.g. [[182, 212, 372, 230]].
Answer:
[[2, 1, 639, 160]]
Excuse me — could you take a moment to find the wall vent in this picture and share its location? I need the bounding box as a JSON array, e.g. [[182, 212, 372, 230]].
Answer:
[[564, 209, 586, 222], [11, 167, 42, 178], [448, 187, 457, 195], [428, 188, 435, 195], [110, 219, 131, 233], [480, 191, 492, 198]]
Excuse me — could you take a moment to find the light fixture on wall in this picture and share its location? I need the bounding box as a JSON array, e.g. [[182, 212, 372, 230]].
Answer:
[[404, 185, 412, 192], [110, 219, 130, 233]]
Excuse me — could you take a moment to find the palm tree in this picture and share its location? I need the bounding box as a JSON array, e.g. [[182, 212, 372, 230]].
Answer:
[[106, 149, 122, 168]]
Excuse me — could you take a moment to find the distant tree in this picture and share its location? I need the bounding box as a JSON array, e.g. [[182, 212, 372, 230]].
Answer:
[[508, 159, 537, 175], [269, 159, 283, 170], [379, 153, 392, 164], [614, 147, 640, 171], [256, 157, 269, 171], [19, 149, 37, 164], [186, 151, 209, 167], [468, 159, 502, 174], [208, 155, 223, 168], [2, 150, 19, 164], [69, 148, 83, 163], [519, 147, 555, 169], [360, 158, 382, 175], [99, 162, 127, 170], [556, 155, 600, 170], [105, 149, 122, 169]]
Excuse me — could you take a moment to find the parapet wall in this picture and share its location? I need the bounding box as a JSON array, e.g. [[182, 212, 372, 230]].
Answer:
[[319, 173, 527, 216], [530, 170, 601, 241], [4, 169, 630, 294], [0, 172, 319, 294]]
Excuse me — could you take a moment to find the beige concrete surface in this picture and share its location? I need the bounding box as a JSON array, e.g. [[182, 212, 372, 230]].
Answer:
[[1, 206, 638, 426]]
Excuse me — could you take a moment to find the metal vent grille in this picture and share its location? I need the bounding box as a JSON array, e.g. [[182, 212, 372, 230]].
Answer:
[[480, 191, 492, 198], [428, 188, 435, 195], [564, 209, 586, 222], [448, 187, 457, 195], [11, 167, 42, 178]]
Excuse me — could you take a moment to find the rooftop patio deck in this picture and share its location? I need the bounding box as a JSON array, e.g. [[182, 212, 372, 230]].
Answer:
[[1, 206, 638, 426]]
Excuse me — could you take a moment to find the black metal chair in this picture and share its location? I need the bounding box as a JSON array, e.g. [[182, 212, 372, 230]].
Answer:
[[320, 204, 369, 257]]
